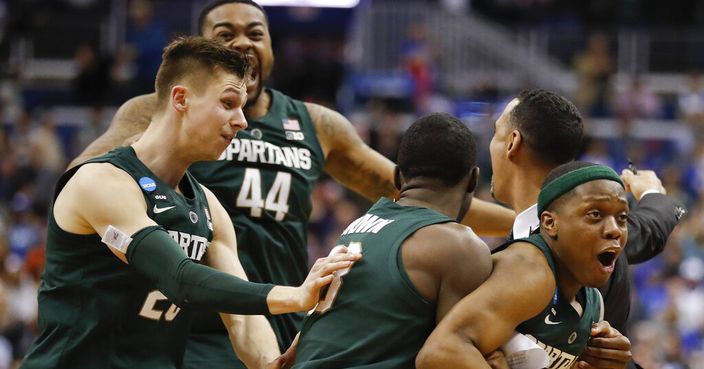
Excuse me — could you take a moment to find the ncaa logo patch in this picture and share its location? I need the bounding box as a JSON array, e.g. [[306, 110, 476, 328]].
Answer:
[[568, 332, 577, 344], [189, 211, 199, 223], [139, 177, 157, 192]]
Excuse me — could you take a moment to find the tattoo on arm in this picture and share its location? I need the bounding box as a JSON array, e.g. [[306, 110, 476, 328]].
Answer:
[[67, 94, 156, 170], [308, 103, 397, 201]]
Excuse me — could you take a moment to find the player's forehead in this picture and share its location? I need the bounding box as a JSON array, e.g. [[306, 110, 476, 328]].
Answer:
[[204, 3, 268, 31], [569, 180, 627, 205]]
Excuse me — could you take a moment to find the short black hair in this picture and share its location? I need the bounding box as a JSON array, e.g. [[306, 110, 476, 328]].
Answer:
[[397, 113, 476, 186], [198, 0, 267, 35], [511, 89, 583, 166]]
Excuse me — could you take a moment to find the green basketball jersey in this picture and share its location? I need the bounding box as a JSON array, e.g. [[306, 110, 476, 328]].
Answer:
[[510, 234, 603, 369], [187, 89, 324, 348], [292, 198, 452, 369], [21, 146, 214, 369]]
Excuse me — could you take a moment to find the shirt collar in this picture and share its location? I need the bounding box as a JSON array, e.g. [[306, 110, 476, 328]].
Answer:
[[512, 203, 539, 239]]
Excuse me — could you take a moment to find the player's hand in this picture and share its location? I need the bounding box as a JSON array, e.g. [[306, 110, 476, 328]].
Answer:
[[485, 350, 509, 369], [269, 333, 299, 369], [296, 247, 362, 311], [576, 321, 632, 369], [621, 169, 666, 200]]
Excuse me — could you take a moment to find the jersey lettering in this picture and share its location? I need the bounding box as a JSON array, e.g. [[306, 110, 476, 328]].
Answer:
[[166, 230, 208, 261], [219, 138, 312, 170], [341, 214, 395, 235], [527, 335, 578, 369], [139, 290, 181, 322], [236, 168, 291, 221]]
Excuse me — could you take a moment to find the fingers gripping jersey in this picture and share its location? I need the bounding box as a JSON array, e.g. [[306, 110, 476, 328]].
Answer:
[[21, 147, 214, 369]]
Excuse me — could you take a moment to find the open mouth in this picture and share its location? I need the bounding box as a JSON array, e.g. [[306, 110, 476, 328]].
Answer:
[[597, 251, 617, 267]]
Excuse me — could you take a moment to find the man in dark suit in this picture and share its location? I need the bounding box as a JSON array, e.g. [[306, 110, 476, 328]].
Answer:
[[485, 89, 684, 368]]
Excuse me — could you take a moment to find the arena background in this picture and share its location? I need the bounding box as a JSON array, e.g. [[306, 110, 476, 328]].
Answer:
[[0, 0, 703, 367]]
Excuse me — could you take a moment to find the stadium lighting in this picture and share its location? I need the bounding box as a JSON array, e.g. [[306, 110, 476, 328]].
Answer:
[[255, 0, 360, 8]]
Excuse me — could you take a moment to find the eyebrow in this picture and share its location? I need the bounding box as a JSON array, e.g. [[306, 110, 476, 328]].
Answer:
[[212, 21, 265, 30], [582, 195, 628, 204]]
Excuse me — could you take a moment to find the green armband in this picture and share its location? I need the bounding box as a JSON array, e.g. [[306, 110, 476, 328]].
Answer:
[[126, 226, 274, 315]]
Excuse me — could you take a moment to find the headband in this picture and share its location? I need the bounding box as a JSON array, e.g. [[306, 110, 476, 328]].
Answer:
[[537, 165, 624, 215]]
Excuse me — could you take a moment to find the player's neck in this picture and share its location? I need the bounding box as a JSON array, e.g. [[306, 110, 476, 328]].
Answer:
[[244, 88, 272, 120], [132, 124, 189, 189], [509, 165, 550, 213], [398, 185, 465, 219], [552, 256, 582, 301]]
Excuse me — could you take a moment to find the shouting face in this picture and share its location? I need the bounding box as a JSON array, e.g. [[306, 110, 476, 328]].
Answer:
[[201, 3, 274, 108], [543, 179, 628, 290]]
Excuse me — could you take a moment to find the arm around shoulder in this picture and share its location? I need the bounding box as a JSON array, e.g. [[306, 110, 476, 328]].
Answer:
[[306, 102, 398, 202], [416, 242, 555, 369], [67, 94, 157, 170]]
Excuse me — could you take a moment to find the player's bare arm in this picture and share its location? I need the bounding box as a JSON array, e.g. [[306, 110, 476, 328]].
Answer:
[[201, 185, 361, 314], [54, 163, 156, 252], [416, 242, 555, 369], [67, 93, 158, 170], [306, 102, 398, 202], [461, 199, 515, 237], [402, 222, 492, 322], [307, 102, 515, 236], [202, 186, 281, 369]]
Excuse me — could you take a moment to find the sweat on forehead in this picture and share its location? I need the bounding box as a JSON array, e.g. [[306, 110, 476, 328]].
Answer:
[[537, 163, 624, 215]]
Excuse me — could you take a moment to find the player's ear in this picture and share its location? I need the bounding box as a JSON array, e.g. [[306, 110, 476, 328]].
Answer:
[[393, 166, 404, 191], [171, 86, 188, 112], [466, 166, 479, 194], [507, 129, 523, 159], [541, 210, 558, 239]]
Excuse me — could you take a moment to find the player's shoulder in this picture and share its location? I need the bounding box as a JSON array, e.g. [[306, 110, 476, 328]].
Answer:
[[70, 162, 136, 193], [494, 240, 553, 279], [410, 222, 490, 261]]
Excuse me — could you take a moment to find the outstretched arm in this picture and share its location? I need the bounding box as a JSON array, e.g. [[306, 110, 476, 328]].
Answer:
[[416, 243, 554, 369], [55, 164, 358, 316], [67, 93, 157, 169], [307, 102, 398, 202], [307, 102, 515, 236], [620, 169, 685, 264], [461, 199, 515, 237]]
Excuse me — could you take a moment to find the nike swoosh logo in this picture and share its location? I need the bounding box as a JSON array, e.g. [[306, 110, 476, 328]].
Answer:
[[153, 204, 176, 214], [544, 314, 561, 325]]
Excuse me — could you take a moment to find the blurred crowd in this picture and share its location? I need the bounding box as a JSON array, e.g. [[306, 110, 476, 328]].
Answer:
[[1, 2, 704, 369]]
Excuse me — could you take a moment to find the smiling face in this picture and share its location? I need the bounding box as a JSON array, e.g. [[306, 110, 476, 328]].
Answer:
[[542, 179, 628, 289], [489, 98, 519, 204], [201, 3, 273, 107], [183, 68, 248, 160]]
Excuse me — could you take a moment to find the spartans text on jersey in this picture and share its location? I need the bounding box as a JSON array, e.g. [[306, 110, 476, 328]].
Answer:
[[219, 138, 312, 170]]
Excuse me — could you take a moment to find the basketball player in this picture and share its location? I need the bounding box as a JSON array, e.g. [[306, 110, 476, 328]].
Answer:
[[68, 1, 515, 368], [417, 162, 633, 369], [485, 89, 683, 368], [19, 36, 358, 369], [291, 113, 492, 368]]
